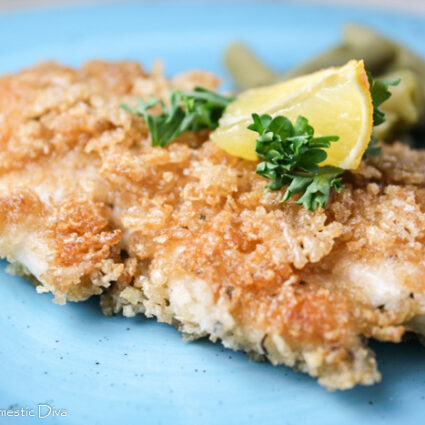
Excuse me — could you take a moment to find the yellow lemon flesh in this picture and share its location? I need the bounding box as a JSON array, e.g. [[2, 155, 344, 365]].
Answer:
[[212, 60, 373, 169]]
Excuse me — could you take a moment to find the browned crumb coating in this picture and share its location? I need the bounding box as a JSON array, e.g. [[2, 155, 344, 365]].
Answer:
[[1, 61, 425, 389]]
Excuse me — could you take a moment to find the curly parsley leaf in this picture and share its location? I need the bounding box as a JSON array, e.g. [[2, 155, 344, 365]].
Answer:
[[367, 72, 401, 127], [121, 88, 234, 147], [362, 73, 400, 159], [249, 113, 343, 211]]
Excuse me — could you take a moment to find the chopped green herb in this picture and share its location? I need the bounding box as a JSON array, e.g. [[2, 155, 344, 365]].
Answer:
[[249, 113, 343, 211], [368, 72, 401, 127], [363, 73, 400, 158], [251, 74, 400, 210], [121, 72, 398, 212], [121, 88, 234, 147]]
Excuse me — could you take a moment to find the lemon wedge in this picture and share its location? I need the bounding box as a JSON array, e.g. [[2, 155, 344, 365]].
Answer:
[[212, 60, 373, 169]]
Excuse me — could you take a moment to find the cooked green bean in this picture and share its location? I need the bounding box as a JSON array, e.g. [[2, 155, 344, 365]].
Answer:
[[279, 43, 394, 81], [225, 26, 397, 89], [224, 42, 276, 90], [345, 23, 425, 78], [382, 70, 424, 123], [278, 45, 352, 80], [343, 24, 395, 55], [279, 24, 396, 81], [223, 23, 425, 144], [389, 48, 425, 84]]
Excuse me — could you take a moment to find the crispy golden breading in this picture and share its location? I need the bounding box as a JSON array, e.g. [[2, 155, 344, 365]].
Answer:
[[1, 61, 425, 390]]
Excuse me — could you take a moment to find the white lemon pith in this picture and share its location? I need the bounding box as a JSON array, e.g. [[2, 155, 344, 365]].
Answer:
[[212, 60, 373, 169]]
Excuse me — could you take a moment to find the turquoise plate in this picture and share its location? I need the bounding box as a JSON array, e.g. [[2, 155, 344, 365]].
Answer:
[[0, 2, 424, 424]]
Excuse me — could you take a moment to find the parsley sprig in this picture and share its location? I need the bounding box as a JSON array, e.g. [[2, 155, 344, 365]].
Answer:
[[121, 88, 234, 147], [121, 72, 399, 212], [368, 72, 401, 127], [251, 74, 400, 210], [249, 114, 343, 211], [364, 73, 401, 158]]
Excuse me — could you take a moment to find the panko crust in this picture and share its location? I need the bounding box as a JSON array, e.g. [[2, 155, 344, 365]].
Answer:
[[1, 61, 424, 389]]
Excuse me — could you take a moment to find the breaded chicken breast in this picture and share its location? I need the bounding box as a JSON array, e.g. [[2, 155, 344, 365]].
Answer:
[[1, 61, 424, 390]]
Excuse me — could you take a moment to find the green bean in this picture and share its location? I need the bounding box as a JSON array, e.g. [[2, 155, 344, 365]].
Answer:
[[278, 45, 351, 80], [225, 26, 397, 89], [390, 44, 425, 129], [278, 43, 395, 81], [343, 24, 395, 54], [224, 42, 276, 90], [278, 24, 396, 81], [223, 23, 425, 141], [383, 70, 424, 123], [345, 23, 425, 81], [389, 48, 425, 84]]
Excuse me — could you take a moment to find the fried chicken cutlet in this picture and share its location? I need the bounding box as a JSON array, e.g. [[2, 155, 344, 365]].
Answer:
[[1, 61, 424, 390]]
